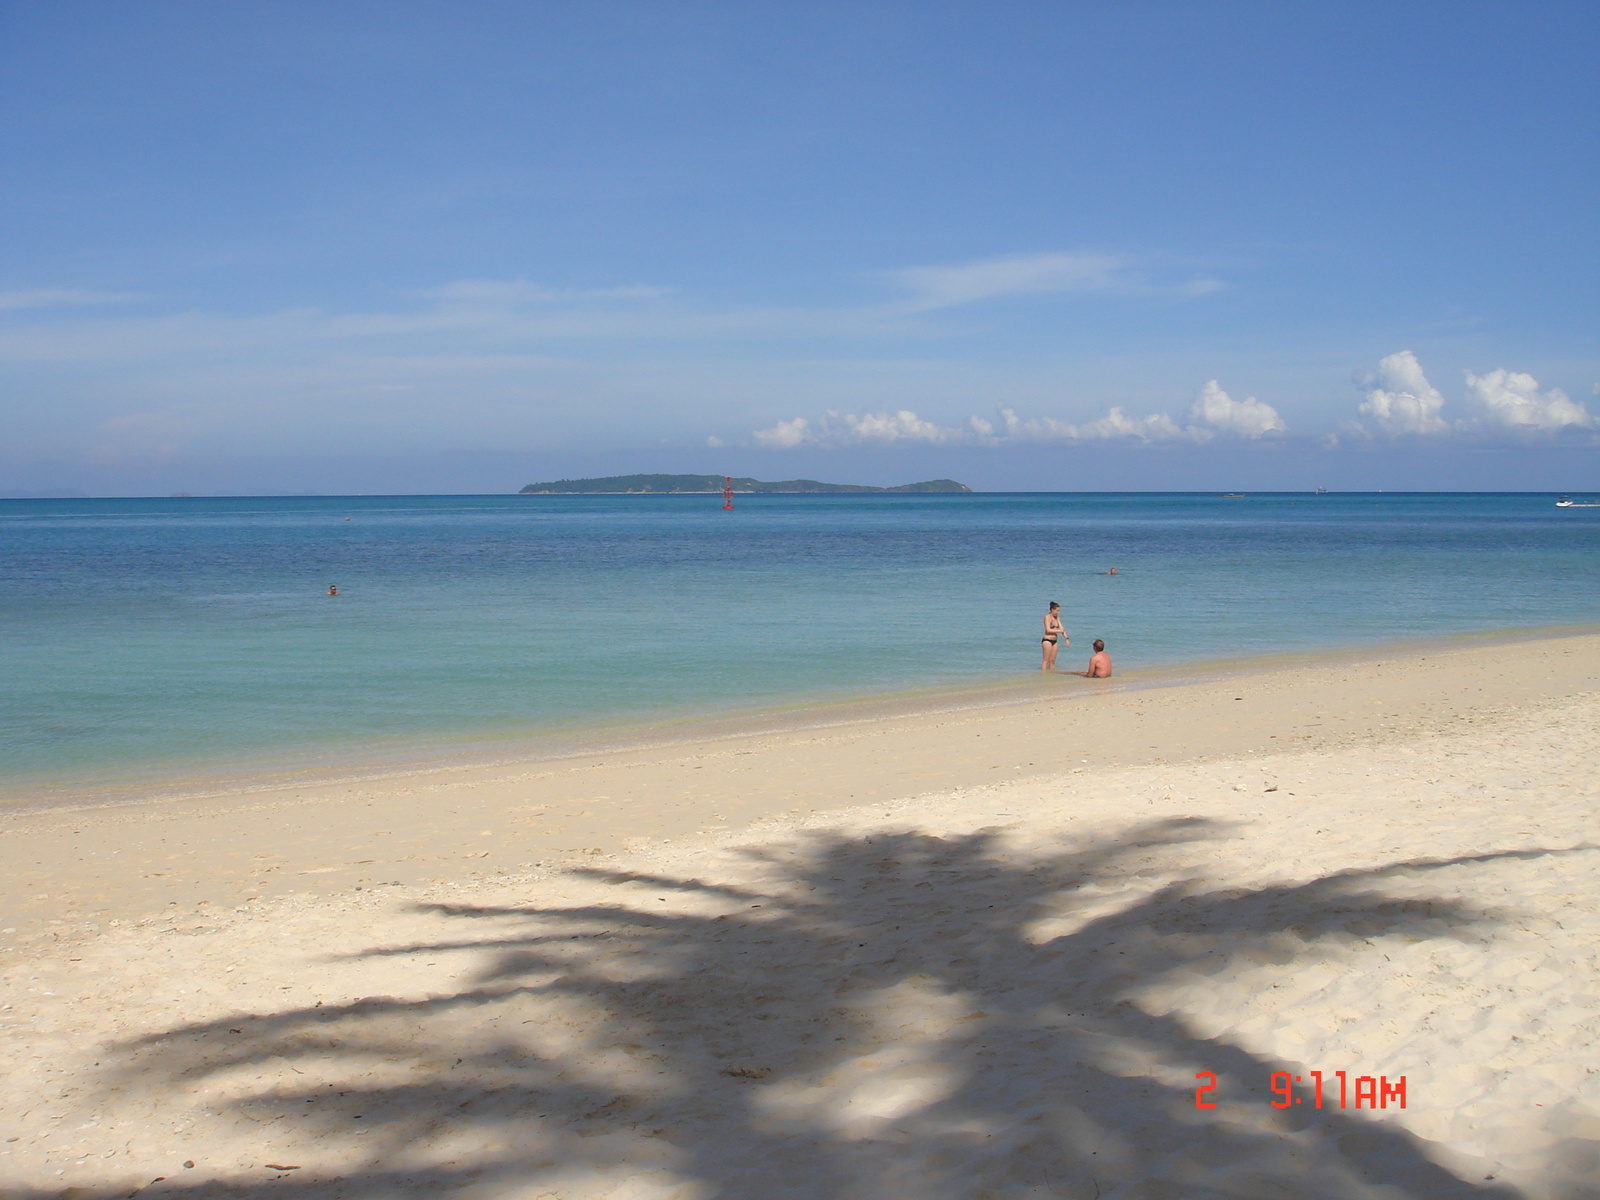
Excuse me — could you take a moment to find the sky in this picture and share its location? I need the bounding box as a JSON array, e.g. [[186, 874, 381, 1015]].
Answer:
[[2, 1, 1597, 495]]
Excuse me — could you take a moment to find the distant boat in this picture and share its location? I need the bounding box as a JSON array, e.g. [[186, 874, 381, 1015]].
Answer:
[[1221, 493, 1246, 498], [1314, 487, 1327, 494], [1556, 495, 1600, 508]]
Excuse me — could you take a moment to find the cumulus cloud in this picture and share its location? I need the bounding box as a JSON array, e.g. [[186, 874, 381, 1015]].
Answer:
[[1000, 406, 1190, 443], [752, 417, 812, 448], [1463, 369, 1593, 431], [1356, 350, 1450, 435], [1190, 380, 1284, 438], [751, 382, 1284, 450], [753, 410, 975, 447], [1352, 352, 1593, 439], [839, 410, 958, 443], [1076, 408, 1192, 441], [995, 381, 1282, 445]]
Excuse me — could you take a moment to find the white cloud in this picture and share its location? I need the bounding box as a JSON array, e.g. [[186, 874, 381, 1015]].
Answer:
[[1066, 407, 1191, 441], [966, 415, 996, 441], [752, 417, 812, 448], [1190, 380, 1284, 438], [705, 435, 725, 447], [753, 410, 970, 447], [1464, 368, 1592, 431], [840, 409, 956, 443], [1356, 350, 1450, 435], [1353, 353, 1593, 440], [994, 380, 1282, 445], [752, 381, 1286, 450]]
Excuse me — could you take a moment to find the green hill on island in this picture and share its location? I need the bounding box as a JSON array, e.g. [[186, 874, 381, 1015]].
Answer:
[[519, 474, 971, 494]]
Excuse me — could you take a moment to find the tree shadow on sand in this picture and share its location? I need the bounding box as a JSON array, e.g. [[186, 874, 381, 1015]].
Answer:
[[62, 817, 1590, 1199]]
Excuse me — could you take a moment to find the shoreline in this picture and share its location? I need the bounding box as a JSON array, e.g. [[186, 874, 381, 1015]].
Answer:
[[8, 620, 1600, 816], [2, 623, 1598, 1197], [4, 625, 1598, 940]]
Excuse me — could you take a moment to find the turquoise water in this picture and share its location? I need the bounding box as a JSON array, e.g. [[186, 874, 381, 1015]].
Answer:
[[3, 493, 1598, 794]]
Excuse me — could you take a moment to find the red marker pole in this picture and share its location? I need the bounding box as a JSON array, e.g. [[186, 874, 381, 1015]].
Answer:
[[723, 476, 734, 510]]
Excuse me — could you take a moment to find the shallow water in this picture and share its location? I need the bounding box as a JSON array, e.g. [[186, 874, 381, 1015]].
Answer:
[[3, 492, 1597, 793]]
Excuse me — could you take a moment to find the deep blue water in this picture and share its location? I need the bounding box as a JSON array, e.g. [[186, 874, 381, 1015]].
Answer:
[[3, 492, 1598, 793]]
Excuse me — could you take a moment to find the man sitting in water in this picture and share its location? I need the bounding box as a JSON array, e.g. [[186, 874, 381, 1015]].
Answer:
[[1074, 639, 1112, 678]]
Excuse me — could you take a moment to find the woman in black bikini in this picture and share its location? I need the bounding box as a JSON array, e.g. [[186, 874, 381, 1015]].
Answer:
[[1042, 601, 1067, 671]]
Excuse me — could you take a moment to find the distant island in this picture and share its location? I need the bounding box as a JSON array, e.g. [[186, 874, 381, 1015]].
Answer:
[[518, 474, 972, 494]]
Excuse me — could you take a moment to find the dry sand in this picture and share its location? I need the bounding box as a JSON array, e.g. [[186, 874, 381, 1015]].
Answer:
[[2, 631, 1599, 1199]]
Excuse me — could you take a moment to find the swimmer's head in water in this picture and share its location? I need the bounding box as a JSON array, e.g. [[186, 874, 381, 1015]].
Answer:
[[1093, 639, 1105, 652]]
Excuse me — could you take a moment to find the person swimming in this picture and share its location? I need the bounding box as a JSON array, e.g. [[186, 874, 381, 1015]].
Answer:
[[327, 585, 338, 596], [1041, 602, 1067, 671]]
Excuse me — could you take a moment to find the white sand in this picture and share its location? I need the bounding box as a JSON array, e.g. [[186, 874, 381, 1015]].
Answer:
[[2, 634, 1599, 1199]]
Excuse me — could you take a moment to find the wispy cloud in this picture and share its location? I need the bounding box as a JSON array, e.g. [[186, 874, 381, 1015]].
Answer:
[[750, 381, 1284, 449], [97, 410, 185, 434], [0, 286, 868, 364], [0, 253, 1222, 367], [0, 288, 149, 311], [887, 252, 1223, 311], [416, 280, 674, 305], [82, 408, 191, 471], [891, 253, 1123, 310]]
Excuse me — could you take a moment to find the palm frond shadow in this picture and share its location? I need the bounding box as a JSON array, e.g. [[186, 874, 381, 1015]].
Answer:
[[82, 816, 1561, 1200]]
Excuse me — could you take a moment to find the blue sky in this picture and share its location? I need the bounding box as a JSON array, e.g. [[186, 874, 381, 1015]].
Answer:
[[2, 2, 1597, 494]]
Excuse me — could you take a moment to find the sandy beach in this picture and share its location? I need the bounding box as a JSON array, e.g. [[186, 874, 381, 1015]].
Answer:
[[3, 630, 1599, 1199]]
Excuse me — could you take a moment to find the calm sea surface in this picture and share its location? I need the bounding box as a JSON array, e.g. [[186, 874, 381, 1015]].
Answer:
[[3, 493, 1598, 795]]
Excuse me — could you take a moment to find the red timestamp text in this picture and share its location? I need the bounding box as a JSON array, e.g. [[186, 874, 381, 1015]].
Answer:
[[1195, 1071, 1406, 1110]]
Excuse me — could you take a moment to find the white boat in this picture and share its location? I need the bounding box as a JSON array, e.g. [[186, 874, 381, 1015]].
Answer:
[[1556, 495, 1600, 508]]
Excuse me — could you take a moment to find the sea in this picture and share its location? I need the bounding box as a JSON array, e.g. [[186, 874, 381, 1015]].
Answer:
[[3, 492, 1598, 802]]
